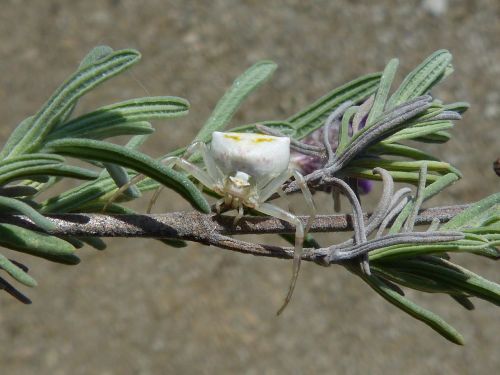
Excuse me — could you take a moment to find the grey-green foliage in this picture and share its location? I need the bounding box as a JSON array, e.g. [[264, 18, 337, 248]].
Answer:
[[0, 47, 498, 346], [0, 46, 209, 303]]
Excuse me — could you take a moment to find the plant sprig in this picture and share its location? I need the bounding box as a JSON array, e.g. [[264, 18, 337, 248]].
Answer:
[[0, 47, 498, 346]]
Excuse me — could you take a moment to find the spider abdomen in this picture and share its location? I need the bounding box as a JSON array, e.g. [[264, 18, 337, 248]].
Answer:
[[211, 131, 290, 180]]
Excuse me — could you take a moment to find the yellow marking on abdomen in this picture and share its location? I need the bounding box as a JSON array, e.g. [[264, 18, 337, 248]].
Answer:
[[253, 137, 275, 143], [223, 134, 242, 141]]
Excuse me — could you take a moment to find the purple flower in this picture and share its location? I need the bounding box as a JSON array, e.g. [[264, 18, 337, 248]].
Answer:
[[291, 98, 374, 194]]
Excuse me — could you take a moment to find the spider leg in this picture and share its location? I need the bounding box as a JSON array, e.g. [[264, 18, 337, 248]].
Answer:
[[256, 202, 304, 315], [147, 185, 165, 213], [161, 156, 218, 188], [292, 170, 316, 236], [276, 187, 292, 214], [185, 141, 224, 183], [215, 198, 225, 214], [259, 168, 294, 202], [103, 173, 147, 212], [148, 155, 219, 213], [233, 203, 244, 226], [256, 168, 316, 314]]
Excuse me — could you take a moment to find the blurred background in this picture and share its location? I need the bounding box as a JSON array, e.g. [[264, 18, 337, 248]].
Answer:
[[0, 1, 499, 374]]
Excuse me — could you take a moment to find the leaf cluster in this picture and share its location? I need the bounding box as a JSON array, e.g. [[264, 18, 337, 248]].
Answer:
[[0, 46, 209, 302]]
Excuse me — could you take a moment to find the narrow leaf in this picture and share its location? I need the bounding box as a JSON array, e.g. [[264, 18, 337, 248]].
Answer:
[[384, 121, 453, 143], [228, 121, 295, 136], [194, 61, 277, 143], [0, 196, 56, 231], [414, 131, 452, 143], [387, 50, 453, 108], [51, 121, 154, 140], [368, 143, 439, 161], [7, 49, 141, 156], [442, 193, 500, 230], [366, 58, 399, 125], [0, 254, 37, 287], [40, 177, 120, 213], [389, 172, 460, 234], [77, 237, 107, 251], [398, 258, 500, 307], [0, 164, 99, 185], [336, 107, 358, 155], [0, 116, 34, 159], [56, 45, 116, 126], [0, 224, 79, 264], [125, 134, 150, 150], [290, 73, 382, 140], [361, 273, 464, 345], [49, 96, 188, 140], [103, 163, 141, 198]]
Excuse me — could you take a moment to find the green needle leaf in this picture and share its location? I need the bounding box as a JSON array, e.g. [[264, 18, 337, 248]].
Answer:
[[336, 106, 358, 155], [442, 193, 500, 230], [6, 49, 141, 157], [51, 121, 154, 140], [194, 60, 277, 143], [0, 224, 79, 264], [290, 72, 382, 140], [56, 45, 116, 126], [387, 50, 453, 109], [228, 120, 295, 136], [0, 163, 99, 185], [384, 121, 454, 143], [0, 196, 56, 232], [0, 254, 37, 287], [389, 172, 460, 234], [395, 258, 500, 307], [0, 116, 34, 159], [102, 163, 141, 198], [366, 58, 399, 126], [368, 143, 439, 161], [414, 130, 452, 143], [40, 176, 119, 213], [49, 96, 189, 140], [360, 273, 464, 345]]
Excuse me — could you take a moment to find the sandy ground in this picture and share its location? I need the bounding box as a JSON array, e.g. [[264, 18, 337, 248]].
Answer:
[[0, 1, 499, 374]]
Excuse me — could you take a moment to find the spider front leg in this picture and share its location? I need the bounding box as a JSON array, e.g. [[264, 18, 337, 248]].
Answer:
[[146, 141, 223, 213], [142, 154, 219, 213]]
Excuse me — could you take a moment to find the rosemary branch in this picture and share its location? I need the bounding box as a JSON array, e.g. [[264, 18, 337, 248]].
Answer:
[[0, 204, 467, 262]]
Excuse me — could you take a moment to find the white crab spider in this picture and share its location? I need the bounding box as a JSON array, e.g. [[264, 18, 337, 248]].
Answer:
[[110, 131, 316, 314]]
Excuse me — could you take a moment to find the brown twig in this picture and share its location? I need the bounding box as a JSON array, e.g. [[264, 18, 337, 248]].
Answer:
[[0, 204, 468, 263]]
